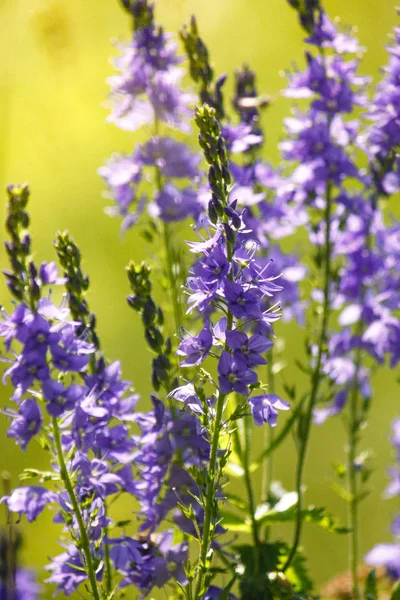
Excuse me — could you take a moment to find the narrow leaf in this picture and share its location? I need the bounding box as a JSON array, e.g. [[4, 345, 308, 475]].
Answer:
[[364, 568, 377, 600], [391, 580, 400, 600], [220, 510, 251, 533]]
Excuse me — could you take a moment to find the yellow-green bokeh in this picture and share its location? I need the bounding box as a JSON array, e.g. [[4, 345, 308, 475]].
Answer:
[[0, 0, 399, 598]]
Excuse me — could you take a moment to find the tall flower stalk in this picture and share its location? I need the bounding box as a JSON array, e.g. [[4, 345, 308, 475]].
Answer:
[[172, 104, 287, 598], [282, 1, 370, 578]]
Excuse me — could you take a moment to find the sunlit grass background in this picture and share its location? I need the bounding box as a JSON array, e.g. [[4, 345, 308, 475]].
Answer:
[[0, 0, 399, 597]]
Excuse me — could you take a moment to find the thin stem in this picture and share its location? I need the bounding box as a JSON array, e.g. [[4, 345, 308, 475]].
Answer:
[[348, 378, 360, 599], [103, 516, 113, 596], [52, 417, 101, 600], [262, 349, 275, 541], [193, 390, 227, 600], [283, 180, 333, 572], [262, 349, 275, 501], [243, 415, 261, 571], [194, 287, 234, 599], [2, 471, 16, 600], [163, 220, 183, 334], [153, 118, 183, 335], [232, 406, 261, 570], [345, 206, 373, 595]]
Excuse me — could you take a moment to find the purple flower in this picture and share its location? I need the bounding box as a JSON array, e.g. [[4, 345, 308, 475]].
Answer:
[[202, 586, 238, 599], [249, 394, 290, 427], [313, 389, 348, 425], [4, 486, 57, 522], [50, 344, 91, 373], [42, 380, 85, 417], [223, 279, 261, 320], [7, 398, 42, 450], [46, 545, 89, 596], [149, 182, 201, 222], [99, 152, 143, 217], [217, 350, 257, 396], [107, 536, 155, 591], [177, 326, 213, 367], [0, 569, 42, 600], [107, 25, 193, 132], [140, 136, 201, 178], [226, 329, 272, 367], [365, 543, 400, 580], [38, 261, 66, 286], [221, 123, 262, 154], [192, 244, 229, 284], [152, 530, 188, 588], [0, 304, 29, 351], [384, 467, 400, 499], [366, 26, 400, 193]]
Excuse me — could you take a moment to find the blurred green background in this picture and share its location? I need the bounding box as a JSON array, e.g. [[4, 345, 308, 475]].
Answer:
[[0, 0, 399, 597]]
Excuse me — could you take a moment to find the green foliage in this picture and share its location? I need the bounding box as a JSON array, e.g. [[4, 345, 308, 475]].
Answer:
[[364, 568, 378, 600], [256, 500, 349, 534], [234, 541, 315, 599], [391, 580, 400, 600]]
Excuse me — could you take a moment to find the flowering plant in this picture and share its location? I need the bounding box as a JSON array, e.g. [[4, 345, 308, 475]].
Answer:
[[1, 1, 399, 599]]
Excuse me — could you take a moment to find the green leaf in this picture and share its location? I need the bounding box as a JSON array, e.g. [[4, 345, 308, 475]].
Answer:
[[284, 552, 313, 594], [255, 492, 298, 523], [225, 492, 247, 512], [271, 360, 287, 375], [226, 462, 245, 477], [220, 510, 251, 533], [19, 468, 59, 482], [105, 586, 119, 600], [256, 502, 349, 534], [304, 507, 350, 534], [333, 462, 347, 479], [234, 542, 282, 600], [390, 580, 400, 600], [251, 401, 304, 471], [364, 568, 377, 600], [330, 481, 354, 502], [115, 519, 132, 528], [220, 575, 238, 599]]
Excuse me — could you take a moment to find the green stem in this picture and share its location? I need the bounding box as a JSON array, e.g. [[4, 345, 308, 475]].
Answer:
[[103, 517, 113, 595], [193, 390, 227, 600], [153, 118, 183, 336], [163, 220, 183, 334], [2, 472, 16, 600], [243, 415, 261, 571], [52, 417, 101, 600], [283, 180, 333, 572], [262, 349, 275, 541], [348, 379, 360, 599], [194, 287, 234, 599], [345, 204, 374, 595]]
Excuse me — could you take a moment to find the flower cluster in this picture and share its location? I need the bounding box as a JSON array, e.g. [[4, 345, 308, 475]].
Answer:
[[177, 105, 287, 427], [367, 21, 400, 194], [100, 0, 204, 230], [365, 418, 400, 579]]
